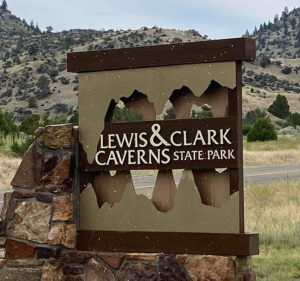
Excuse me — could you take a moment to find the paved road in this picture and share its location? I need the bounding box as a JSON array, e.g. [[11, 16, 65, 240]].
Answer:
[[1, 164, 300, 212], [134, 163, 300, 197]]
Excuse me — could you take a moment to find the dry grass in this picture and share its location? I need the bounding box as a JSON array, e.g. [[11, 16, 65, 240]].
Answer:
[[244, 136, 300, 166], [0, 154, 20, 189], [245, 180, 300, 247], [244, 149, 300, 166], [245, 180, 300, 281]]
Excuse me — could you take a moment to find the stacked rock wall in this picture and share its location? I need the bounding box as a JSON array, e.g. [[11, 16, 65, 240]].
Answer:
[[0, 124, 256, 281]]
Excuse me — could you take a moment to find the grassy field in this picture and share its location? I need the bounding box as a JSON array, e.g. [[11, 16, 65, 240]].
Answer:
[[244, 136, 300, 166], [245, 180, 300, 281]]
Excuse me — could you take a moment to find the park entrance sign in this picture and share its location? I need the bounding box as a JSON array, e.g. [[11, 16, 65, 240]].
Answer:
[[67, 38, 259, 255]]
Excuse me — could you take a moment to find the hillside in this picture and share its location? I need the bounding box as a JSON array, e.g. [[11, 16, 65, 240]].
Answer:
[[242, 7, 300, 115], [0, 3, 300, 123], [252, 7, 300, 59]]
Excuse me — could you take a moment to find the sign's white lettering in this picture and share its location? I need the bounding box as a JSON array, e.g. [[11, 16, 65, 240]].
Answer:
[[95, 124, 236, 167]]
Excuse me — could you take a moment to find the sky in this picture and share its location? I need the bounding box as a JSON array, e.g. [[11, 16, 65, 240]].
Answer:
[[5, 0, 300, 39]]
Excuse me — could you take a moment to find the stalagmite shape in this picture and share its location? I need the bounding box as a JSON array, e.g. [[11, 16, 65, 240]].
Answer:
[[151, 170, 177, 212], [192, 169, 230, 207], [80, 170, 239, 233], [92, 171, 132, 207]]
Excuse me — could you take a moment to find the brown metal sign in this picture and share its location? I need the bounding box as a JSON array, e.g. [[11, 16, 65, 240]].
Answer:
[[79, 117, 238, 171], [68, 38, 259, 256]]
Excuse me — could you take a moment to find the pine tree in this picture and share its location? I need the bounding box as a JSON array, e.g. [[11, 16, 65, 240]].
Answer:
[[296, 30, 300, 42], [46, 26, 53, 33], [291, 18, 296, 28], [30, 20, 34, 29], [268, 94, 290, 119], [282, 7, 289, 21], [35, 23, 41, 33], [1, 0, 7, 10]]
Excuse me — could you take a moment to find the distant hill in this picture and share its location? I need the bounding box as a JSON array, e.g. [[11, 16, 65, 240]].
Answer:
[[0, 3, 299, 122], [249, 7, 300, 59], [0, 6, 206, 122], [242, 7, 300, 115]]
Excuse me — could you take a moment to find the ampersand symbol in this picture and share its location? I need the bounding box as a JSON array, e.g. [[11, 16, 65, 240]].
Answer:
[[150, 124, 170, 147]]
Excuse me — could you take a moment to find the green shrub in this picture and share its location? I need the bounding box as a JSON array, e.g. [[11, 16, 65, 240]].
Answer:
[[112, 107, 142, 122], [10, 137, 33, 157], [243, 125, 252, 135], [35, 75, 51, 99], [69, 110, 79, 126], [286, 112, 300, 127], [47, 69, 59, 78], [19, 114, 40, 135], [260, 56, 271, 68], [282, 66, 292, 74], [268, 94, 290, 119], [0, 109, 18, 136], [244, 108, 267, 125], [247, 118, 277, 142], [163, 107, 176, 120], [191, 105, 213, 119], [28, 97, 37, 108]]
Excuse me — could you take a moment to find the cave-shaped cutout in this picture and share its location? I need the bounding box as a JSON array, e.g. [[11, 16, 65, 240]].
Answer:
[[87, 82, 235, 214]]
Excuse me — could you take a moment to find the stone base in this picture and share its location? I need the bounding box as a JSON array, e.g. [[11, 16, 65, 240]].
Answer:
[[0, 252, 256, 281]]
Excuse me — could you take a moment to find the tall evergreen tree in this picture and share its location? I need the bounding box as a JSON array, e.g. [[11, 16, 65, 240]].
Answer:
[[1, 0, 7, 10]]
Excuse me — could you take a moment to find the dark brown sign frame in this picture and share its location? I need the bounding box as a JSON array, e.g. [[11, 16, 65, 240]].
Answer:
[[68, 37, 259, 256]]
